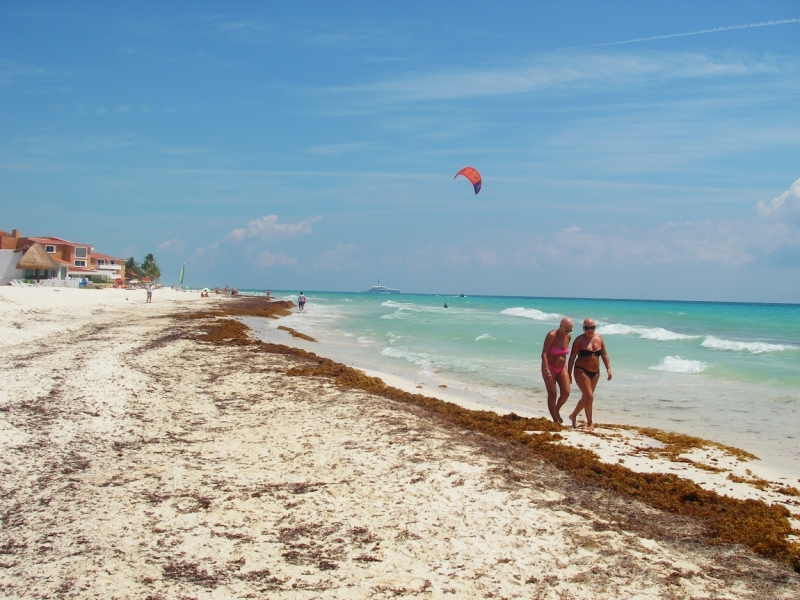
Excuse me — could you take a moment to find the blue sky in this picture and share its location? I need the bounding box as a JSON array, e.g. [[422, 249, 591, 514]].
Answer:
[[1, 1, 798, 301]]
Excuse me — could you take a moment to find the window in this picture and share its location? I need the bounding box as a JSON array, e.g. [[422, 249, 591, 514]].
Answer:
[[97, 259, 106, 265], [74, 247, 87, 259], [45, 245, 56, 253], [74, 260, 86, 267]]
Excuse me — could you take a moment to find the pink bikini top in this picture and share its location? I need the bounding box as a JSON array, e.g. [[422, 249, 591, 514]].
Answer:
[[548, 346, 570, 356]]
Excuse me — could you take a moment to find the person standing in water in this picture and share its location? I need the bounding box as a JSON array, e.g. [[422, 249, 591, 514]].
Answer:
[[567, 318, 612, 432], [298, 292, 306, 311], [541, 317, 573, 423]]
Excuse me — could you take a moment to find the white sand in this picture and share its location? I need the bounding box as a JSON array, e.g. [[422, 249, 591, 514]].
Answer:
[[1, 286, 798, 598]]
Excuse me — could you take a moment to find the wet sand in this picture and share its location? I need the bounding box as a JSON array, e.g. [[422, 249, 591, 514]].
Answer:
[[1, 287, 798, 598]]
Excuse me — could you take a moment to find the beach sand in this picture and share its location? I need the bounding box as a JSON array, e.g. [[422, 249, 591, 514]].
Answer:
[[1, 287, 798, 598]]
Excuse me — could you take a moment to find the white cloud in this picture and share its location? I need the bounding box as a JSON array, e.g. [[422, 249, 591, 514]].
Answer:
[[223, 215, 321, 243], [256, 251, 296, 267], [194, 242, 219, 257], [314, 244, 357, 270], [756, 178, 800, 217], [308, 142, 372, 155], [157, 238, 186, 253], [0, 58, 47, 86], [340, 52, 776, 102]]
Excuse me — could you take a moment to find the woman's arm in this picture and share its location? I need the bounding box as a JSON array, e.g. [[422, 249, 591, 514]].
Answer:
[[541, 331, 555, 379], [567, 336, 580, 382], [600, 338, 613, 380]]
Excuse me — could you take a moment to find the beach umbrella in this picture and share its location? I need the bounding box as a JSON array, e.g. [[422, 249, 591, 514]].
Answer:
[[16, 243, 57, 282]]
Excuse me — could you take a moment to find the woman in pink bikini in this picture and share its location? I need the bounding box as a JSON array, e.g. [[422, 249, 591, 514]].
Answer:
[[567, 318, 612, 432], [541, 317, 573, 423]]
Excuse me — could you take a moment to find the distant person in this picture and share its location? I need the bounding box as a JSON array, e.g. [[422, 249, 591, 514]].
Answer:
[[541, 318, 573, 423], [298, 292, 306, 311], [145, 283, 154, 303], [231, 287, 238, 296], [266, 289, 271, 299], [443, 302, 448, 308], [567, 318, 612, 432], [222, 285, 229, 295]]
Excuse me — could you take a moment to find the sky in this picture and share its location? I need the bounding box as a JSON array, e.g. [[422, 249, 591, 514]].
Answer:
[[1, 1, 799, 302]]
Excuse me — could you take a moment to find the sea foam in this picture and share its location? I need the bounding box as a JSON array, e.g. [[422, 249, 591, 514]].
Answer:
[[380, 346, 432, 367], [701, 336, 797, 354], [650, 356, 707, 374], [597, 323, 699, 341], [501, 307, 561, 321], [475, 333, 495, 341]]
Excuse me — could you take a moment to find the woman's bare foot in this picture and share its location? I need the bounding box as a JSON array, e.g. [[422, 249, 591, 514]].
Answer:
[[569, 414, 577, 429], [586, 423, 594, 432]]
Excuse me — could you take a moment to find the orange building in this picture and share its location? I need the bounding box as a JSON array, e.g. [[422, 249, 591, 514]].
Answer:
[[0, 229, 125, 283]]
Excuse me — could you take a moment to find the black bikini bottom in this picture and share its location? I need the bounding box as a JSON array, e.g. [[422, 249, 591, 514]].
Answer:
[[575, 366, 599, 379]]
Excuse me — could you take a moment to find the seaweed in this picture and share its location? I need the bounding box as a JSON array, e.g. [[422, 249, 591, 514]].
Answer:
[[277, 326, 316, 342], [190, 311, 800, 573]]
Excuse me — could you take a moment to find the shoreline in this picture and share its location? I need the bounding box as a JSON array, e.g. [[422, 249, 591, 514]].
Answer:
[[244, 292, 800, 482], [248, 310, 800, 494], [1, 287, 799, 597]]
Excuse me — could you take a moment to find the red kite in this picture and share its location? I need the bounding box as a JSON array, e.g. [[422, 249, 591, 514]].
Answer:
[[454, 167, 482, 194]]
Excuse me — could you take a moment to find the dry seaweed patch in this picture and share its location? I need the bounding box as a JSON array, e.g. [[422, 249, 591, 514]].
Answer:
[[277, 325, 316, 341], [617, 425, 758, 462], [191, 311, 800, 573]]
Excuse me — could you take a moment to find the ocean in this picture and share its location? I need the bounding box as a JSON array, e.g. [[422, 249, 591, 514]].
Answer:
[[242, 291, 800, 477]]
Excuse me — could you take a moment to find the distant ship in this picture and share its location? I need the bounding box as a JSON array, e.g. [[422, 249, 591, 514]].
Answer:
[[363, 280, 400, 294]]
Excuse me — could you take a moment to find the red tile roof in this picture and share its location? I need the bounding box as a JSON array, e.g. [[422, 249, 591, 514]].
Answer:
[[92, 252, 125, 262], [26, 236, 94, 248]]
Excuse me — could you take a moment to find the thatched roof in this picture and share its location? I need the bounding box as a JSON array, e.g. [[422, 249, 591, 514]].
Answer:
[[16, 243, 58, 271]]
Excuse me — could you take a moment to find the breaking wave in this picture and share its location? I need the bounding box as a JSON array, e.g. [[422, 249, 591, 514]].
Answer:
[[596, 323, 699, 341], [501, 307, 561, 321], [380, 346, 432, 367], [475, 334, 495, 341], [650, 356, 707, 374], [701, 336, 797, 354]]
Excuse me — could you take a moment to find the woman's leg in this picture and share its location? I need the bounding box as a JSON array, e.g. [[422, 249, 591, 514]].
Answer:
[[569, 368, 594, 429], [543, 368, 559, 422], [584, 369, 601, 431], [554, 368, 571, 423]]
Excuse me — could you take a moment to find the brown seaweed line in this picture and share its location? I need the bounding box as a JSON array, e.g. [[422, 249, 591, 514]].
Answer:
[[181, 298, 800, 573]]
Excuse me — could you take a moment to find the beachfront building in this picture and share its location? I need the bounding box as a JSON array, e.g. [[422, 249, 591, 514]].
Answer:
[[0, 228, 125, 285], [89, 252, 126, 284]]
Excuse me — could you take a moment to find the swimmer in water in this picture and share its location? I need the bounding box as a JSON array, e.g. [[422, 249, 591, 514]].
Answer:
[[567, 318, 612, 432], [541, 317, 573, 423]]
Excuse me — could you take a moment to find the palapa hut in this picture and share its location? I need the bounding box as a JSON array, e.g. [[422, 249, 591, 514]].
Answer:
[[16, 242, 58, 282]]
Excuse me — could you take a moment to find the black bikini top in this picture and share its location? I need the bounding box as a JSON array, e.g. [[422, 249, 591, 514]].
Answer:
[[578, 348, 603, 357]]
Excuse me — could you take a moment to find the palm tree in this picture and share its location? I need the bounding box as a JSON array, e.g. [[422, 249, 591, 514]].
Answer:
[[140, 253, 161, 282], [125, 257, 142, 279]]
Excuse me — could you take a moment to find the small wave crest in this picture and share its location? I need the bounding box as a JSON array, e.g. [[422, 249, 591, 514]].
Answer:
[[650, 356, 707, 374], [701, 336, 797, 354], [501, 307, 561, 321], [380, 346, 431, 367], [596, 323, 699, 341], [475, 334, 495, 341]]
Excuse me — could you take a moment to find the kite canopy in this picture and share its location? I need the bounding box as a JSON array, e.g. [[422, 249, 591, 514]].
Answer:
[[454, 167, 482, 194]]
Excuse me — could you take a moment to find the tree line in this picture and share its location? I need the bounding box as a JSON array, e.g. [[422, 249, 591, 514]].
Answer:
[[125, 254, 161, 282]]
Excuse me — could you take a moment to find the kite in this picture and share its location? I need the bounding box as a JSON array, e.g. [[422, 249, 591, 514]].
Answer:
[[454, 167, 482, 195]]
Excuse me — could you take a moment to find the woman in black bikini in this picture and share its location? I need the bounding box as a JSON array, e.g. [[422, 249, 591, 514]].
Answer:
[[567, 318, 612, 432], [541, 317, 573, 423]]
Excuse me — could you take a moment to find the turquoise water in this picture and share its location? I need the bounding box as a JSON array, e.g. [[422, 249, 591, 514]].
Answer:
[[244, 291, 800, 475]]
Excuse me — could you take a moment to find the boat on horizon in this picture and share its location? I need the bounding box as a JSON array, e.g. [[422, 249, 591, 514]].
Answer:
[[362, 280, 400, 294]]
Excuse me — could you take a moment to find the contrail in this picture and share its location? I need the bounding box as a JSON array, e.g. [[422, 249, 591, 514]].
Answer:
[[596, 17, 800, 47]]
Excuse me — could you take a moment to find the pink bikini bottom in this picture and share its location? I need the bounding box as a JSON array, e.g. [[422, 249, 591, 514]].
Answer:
[[549, 365, 564, 376]]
